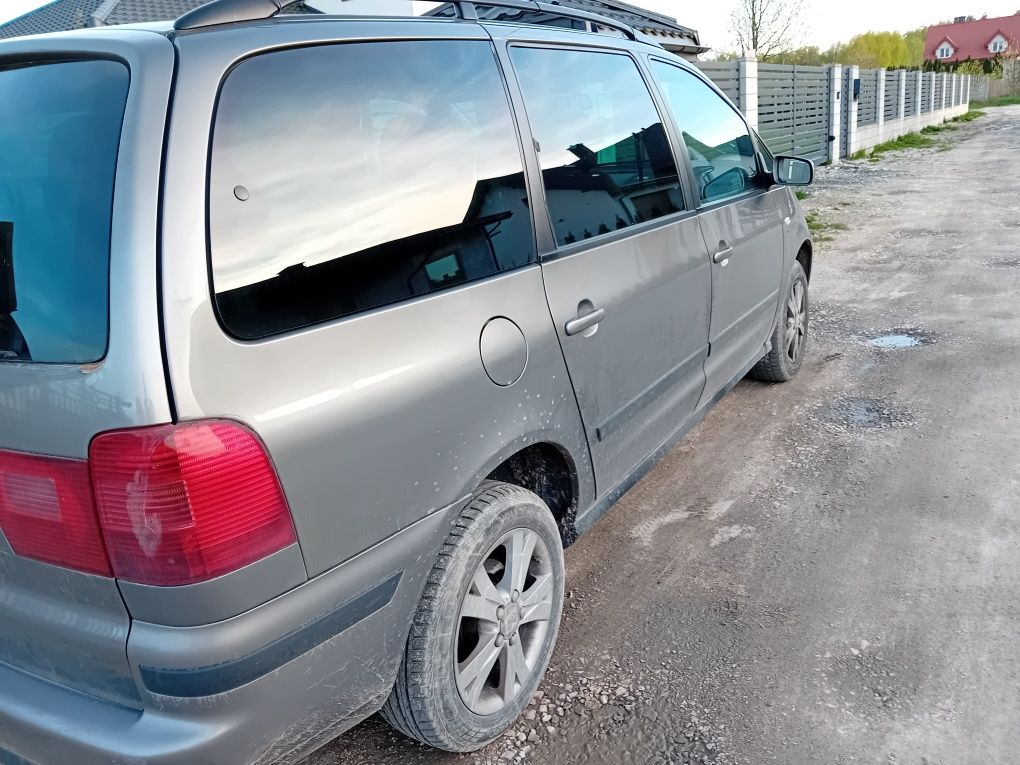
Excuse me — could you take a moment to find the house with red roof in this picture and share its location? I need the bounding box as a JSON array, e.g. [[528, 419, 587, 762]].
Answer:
[[925, 13, 1020, 65]]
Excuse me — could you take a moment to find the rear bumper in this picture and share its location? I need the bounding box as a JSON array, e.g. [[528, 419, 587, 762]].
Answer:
[[0, 502, 459, 765]]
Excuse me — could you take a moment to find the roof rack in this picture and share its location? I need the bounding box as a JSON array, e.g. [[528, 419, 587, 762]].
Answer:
[[174, 0, 637, 41]]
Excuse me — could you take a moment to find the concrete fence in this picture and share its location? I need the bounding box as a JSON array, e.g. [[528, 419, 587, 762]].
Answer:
[[695, 58, 973, 163]]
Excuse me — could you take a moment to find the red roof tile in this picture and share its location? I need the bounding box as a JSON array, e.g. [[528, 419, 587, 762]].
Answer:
[[926, 14, 1020, 62]]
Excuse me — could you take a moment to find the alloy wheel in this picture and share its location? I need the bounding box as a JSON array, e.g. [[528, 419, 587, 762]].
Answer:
[[455, 528, 554, 716]]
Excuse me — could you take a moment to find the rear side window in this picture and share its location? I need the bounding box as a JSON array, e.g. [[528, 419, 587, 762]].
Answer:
[[650, 62, 759, 204], [0, 59, 127, 363], [509, 47, 684, 247], [209, 40, 533, 340]]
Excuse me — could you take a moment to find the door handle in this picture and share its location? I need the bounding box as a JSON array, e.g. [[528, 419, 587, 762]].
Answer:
[[713, 247, 734, 264], [565, 307, 606, 337]]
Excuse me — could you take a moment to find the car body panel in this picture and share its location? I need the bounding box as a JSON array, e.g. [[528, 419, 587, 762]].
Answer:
[[0, 28, 174, 707]]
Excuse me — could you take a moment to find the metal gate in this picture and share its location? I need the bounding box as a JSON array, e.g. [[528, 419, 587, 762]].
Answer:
[[757, 64, 831, 164]]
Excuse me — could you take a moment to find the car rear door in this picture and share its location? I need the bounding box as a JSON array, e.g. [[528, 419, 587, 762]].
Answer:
[[504, 42, 712, 495], [648, 60, 786, 400]]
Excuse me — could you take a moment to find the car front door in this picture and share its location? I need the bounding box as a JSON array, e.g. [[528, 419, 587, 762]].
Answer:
[[649, 60, 786, 401], [506, 44, 712, 495]]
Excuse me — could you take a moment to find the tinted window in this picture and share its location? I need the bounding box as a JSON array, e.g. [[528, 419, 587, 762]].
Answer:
[[210, 41, 533, 340], [651, 62, 759, 204], [509, 48, 684, 247], [0, 59, 127, 363]]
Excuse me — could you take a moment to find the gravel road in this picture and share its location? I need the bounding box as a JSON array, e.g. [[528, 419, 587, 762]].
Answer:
[[308, 105, 1020, 765]]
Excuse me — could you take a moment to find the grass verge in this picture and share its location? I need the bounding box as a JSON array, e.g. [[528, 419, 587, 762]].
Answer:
[[971, 95, 1020, 108]]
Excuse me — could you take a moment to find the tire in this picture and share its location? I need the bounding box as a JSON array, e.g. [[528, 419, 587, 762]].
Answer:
[[750, 261, 809, 382], [381, 481, 565, 752]]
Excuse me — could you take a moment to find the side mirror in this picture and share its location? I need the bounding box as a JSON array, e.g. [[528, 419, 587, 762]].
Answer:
[[703, 167, 748, 201], [774, 156, 814, 186]]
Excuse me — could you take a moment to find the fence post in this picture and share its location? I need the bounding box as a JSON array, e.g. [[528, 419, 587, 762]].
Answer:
[[898, 70, 907, 121], [828, 64, 842, 164], [929, 71, 937, 116], [876, 68, 886, 133], [846, 65, 859, 155], [739, 54, 759, 130], [915, 71, 923, 118], [941, 73, 948, 112]]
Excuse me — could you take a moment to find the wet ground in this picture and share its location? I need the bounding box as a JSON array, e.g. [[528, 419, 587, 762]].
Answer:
[[308, 106, 1020, 765]]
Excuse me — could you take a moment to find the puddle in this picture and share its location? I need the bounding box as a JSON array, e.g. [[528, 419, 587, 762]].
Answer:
[[869, 334, 921, 349], [864, 328, 936, 349], [826, 398, 913, 429]]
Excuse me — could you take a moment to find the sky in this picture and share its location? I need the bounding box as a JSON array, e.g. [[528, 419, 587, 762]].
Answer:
[[1, 0, 1019, 52]]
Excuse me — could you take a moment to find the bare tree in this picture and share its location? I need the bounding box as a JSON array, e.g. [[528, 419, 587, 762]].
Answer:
[[730, 0, 806, 60]]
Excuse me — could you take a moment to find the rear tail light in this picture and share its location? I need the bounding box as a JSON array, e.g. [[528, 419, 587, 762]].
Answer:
[[89, 421, 297, 586], [0, 451, 112, 576], [0, 420, 296, 586]]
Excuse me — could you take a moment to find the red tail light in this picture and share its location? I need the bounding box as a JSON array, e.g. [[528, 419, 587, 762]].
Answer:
[[0, 450, 112, 576], [89, 421, 297, 586]]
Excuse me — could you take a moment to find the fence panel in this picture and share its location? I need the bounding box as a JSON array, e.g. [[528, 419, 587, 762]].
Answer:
[[883, 71, 899, 120], [972, 77, 987, 101], [904, 71, 918, 114], [934, 75, 945, 109], [756, 63, 831, 164], [921, 75, 933, 112], [857, 68, 879, 125], [694, 61, 741, 106]]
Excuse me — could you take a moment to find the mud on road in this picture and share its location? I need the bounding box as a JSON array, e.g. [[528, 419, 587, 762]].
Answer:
[[309, 106, 1020, 765]]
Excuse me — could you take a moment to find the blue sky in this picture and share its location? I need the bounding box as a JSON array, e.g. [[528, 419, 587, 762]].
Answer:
[[0, 0, 51, 25], [3, 0, 1020, 51]]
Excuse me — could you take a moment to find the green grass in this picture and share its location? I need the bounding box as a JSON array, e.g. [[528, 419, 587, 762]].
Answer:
[[869, 132, 937, 155], [950, 110, 985, 122], [795, 190, 810, 201], [805, 211, 848, 244], [971, 95, 1020, 108], [921, 123, 953, 135]]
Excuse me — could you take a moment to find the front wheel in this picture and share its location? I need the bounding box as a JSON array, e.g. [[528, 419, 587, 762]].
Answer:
[[750, 261, 809, 382], [381, 481, 564, 751]]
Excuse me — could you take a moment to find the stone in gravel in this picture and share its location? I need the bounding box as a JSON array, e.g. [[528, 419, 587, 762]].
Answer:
[[524, 710, 536, 721]]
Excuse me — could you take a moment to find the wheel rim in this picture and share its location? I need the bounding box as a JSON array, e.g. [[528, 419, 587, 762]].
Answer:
[[455, 528, 554, 716], [785, 279, 807, 363]]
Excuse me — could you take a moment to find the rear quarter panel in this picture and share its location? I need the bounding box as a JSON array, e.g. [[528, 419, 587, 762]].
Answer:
[[159, 20, 595, 580]]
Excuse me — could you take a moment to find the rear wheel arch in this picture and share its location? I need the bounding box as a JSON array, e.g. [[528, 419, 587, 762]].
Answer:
[[486, 442, 579, 546], [796, 241, 813, 282]]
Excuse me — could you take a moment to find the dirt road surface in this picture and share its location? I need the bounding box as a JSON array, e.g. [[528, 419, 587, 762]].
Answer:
[[308, 105, 1020, 765]]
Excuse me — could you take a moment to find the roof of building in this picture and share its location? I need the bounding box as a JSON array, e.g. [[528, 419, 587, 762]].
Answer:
[[925, 14, 1020, 62], [0, 0, 106, 38], [0, 0, 702, 50]]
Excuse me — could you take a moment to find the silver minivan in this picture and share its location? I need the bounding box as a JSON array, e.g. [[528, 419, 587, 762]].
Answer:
[[0, 2, 813, 763]]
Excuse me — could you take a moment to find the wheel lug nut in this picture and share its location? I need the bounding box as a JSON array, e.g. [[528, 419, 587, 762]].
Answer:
[[511, 590, 520, 602], [495, 634, 505, 647], [497, 606, 505, 619], [509, 633, 517, 645]]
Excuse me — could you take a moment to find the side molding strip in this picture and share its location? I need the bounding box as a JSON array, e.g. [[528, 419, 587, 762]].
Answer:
[[139, 571, 402, 698]]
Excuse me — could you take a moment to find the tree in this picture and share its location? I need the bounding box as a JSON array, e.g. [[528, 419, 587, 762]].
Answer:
[[730, 0, 806, 60]]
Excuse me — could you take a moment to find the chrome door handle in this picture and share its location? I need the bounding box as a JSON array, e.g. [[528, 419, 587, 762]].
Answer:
[[713, 247, 734, 264], [565, 307, 606, 336]]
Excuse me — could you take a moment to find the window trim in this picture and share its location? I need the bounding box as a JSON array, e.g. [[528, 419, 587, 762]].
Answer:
[[203, 37, 539, 342], [646, 55, 770, 212], [502, 40, 697, 261]]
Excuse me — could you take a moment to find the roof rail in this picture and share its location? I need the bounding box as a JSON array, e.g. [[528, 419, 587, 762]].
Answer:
[[444, 1, 637, 40], [174, 0, 637, 41], [175, 0, 291, 31]]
